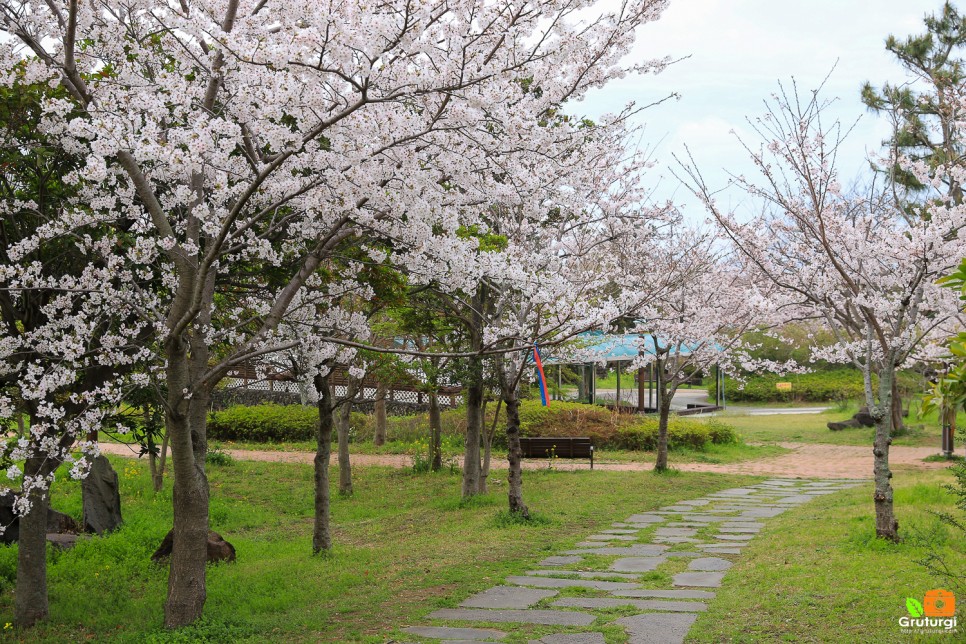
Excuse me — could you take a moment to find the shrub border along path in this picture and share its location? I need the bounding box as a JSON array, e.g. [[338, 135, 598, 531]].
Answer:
[[97, 441, 947, 479]]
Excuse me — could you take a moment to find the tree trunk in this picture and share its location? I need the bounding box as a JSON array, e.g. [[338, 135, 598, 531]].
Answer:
[[373, 382, 388, 446], [502, 373, 529, 518], [163, 332, 211, 629], [891, 378, 904, 435], [655, 393, 672, 472], [313, 374, 334, 553], [15, 454, 53, 627], [872, 367, 899, 542], [429, 391, 442, 471], [462, 359, 484, 498], [337, 380, 357, 497]]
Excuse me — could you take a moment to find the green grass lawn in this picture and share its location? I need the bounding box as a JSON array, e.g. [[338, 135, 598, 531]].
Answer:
[[0, 459, 759, 642], [689, 465, 966, 642], [3, 458, 963, 642], [720, 403, 950, 449]]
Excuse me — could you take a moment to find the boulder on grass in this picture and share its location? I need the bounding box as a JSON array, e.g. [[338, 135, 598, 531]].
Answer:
[[0, 490, 81, 545], [82, 455, 123, 535], [151, 529, 236, 564]]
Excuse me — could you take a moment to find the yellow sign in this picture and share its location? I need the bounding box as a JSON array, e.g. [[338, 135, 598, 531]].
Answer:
[[776, 382, 792, 391]]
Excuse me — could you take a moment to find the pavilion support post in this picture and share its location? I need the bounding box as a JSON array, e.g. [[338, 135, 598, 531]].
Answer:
[[637, 366, 645, 412], [616, 365, 621, 412]]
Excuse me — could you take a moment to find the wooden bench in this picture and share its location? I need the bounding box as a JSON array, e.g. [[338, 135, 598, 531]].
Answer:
[[519, 437, 594, 469]]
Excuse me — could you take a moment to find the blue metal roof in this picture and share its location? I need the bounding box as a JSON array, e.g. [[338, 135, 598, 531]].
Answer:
[[535, 332, 708, 364]]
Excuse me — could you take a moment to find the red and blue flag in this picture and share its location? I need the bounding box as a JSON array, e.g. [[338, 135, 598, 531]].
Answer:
[[533, 342, 549, 406]]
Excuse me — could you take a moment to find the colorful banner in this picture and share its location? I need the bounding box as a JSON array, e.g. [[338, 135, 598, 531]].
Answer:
[[533, 342, 549, 406]]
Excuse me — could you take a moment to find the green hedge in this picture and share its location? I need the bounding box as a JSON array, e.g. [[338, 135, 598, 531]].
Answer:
[[207, 399, 738, 452], [707, 369, 866, 403], [613, 417, 737, 451]]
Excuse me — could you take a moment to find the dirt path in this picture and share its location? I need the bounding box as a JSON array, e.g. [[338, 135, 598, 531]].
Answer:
[[96, 441, 950, 480]]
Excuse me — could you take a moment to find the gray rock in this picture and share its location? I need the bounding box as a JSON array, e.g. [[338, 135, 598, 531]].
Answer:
[[552, 597, 706, 612], [402, 625, 507, 640], [610, 557, 664, 572], [539, 556, 582, 567], [688, 557, 733, 572], [673, 571, 725, 587], [585, 533, 637, 541], [677, 499, 711, 506], [529, 634, 606, 644], [461, 586, 558, 609], [616, 613, 698, 644], [0, 490, 81, 545], [81, 455, 123, 535], [601, 529, 640, 534], [427, 608, 595, 626], [715, 534, 754, 541], [663, 551, 705, 558], [614, 589, 715, 600], [505, 576, 638, 591]]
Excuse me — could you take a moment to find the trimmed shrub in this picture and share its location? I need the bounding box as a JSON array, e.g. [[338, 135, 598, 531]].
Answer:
[[707, 369, 865, 403], [208, 404, 318, 442], [206, 399, 738, 452]]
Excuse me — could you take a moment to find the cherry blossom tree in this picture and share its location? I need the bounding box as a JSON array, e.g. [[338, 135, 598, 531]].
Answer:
[[619, 225, 768, 472], [0, 0, 678, 625], [0, 79, 157, 626], [679, 81, 966, 541]]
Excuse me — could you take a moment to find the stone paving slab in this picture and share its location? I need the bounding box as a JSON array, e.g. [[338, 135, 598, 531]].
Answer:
[[663, 551, 705, 558], [528, 634, 606, 644], [526, 570, 641, 580], [715, 534, 754, 541], [666, 522, 709, 528], [653, 537, 702, 544], [722, 522, 764, 529], [616, 613, 698, 644], [539, 556, 583, 567], [564, 545, 667, 556], [610, 557, 665, 572], [677, 499, 711, 506], [718, 527, 761, 534], [673, 571, 725, 587], [601, 529, 640, 534], [574, 542, 608, 548], [695, 546, 743, 554], [461, 586, 558, 609], [625, 514, 665, 523], [506, 576, 639, 591], [776, 495, 816, 504], [655, 528, 697, 537], [739, 508, 786, 518], [614, 589, 716, 600], [688, 557, 733, 572], [427, 608, 595, 626], [585, 533, 637, 541], [402, 625, 507, 640], [552, 597, 707, 613]]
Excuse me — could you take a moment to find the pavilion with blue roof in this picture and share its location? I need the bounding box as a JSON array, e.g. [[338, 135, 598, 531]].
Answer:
[[535, 331, 725, 413]]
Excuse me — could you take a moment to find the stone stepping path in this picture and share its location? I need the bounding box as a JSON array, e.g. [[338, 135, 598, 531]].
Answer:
[[398, 478, 862, 643]]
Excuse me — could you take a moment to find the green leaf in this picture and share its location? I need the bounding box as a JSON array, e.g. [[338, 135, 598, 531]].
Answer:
[[907, 597, 924, 618]]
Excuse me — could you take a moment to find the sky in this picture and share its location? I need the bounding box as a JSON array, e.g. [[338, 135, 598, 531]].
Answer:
[[577, 0, 943, 218]]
